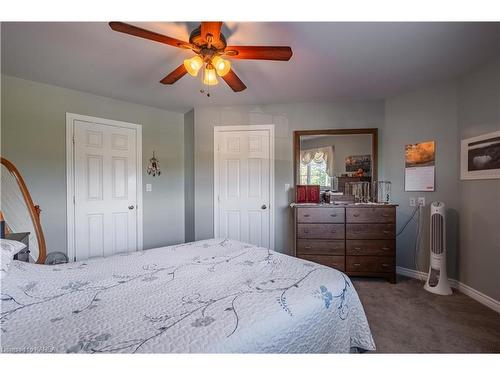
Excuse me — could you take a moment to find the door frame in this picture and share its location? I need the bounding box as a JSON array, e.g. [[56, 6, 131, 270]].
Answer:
[[66, 112, 143, 262], [213, 125, 275, 250]]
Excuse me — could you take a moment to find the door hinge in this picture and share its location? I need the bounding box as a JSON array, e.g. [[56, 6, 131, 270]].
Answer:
[[217, 144, 220, 152], [72, 135, 75, 144], [73, 196, 75, 204]]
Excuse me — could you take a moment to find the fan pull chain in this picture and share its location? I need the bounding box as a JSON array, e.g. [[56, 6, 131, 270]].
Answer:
[[199, 64, 211, 98]]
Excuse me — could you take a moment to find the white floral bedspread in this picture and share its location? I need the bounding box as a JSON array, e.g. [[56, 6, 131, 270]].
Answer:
[[1, 239, 375, 353]]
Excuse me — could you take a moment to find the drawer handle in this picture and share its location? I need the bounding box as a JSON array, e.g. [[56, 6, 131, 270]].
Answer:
[[304, 230, 309, 233], [354, 247, 362, 251], [304, 214, 310, 217], [353, 212, 360, 217], [382, 263, 390, 268], [381, 247, 391, 251], [381, 213, 390, 217], [353, 263, 361, 267], [383, 230, 391, 234], [304, 246, 311, 249], [330, 214, 337, 217], [330, 230, 337, 233]]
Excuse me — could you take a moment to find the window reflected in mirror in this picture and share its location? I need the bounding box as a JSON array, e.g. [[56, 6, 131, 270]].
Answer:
[[299, 133, 373, 191]]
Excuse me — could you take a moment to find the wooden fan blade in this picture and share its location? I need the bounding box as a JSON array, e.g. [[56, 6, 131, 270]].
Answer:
[[225, 46, 293, 61], [221, 69, 247, 92], [201, 21, 223, 44], [159, 64, 188, 84], [109, 22, 191, 49]]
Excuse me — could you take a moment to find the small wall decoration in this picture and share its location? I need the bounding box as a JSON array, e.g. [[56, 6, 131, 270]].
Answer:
[[147, 151, 161, 177], [345, 154, 371, 175], [461, 129, 500, 180], [404, 141, 436, 192]]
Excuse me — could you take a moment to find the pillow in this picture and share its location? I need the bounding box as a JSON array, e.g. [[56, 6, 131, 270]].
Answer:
[[1, 239, 27, 278]]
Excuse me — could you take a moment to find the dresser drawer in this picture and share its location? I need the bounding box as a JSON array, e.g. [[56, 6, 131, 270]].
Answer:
[[346, 207, 395, 223], [297, 224, 345, 239], [346, 224, 395, 239], [296, 207, 345, 223], [346, 240, 395, 256], [346, 256, 394, 273], [296, 239, 345, 256], [299, 255, 345, 271]]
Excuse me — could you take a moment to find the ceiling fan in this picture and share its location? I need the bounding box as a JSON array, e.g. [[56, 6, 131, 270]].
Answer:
[[109, 22, 293, 93]]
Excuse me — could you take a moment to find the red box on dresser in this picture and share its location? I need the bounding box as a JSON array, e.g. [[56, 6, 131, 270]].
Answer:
[[295, 185, 320, 204]]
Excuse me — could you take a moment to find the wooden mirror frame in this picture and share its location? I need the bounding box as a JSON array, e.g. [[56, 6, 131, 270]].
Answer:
[[293, 128, 378, 186], [1, 157, 47, 264]]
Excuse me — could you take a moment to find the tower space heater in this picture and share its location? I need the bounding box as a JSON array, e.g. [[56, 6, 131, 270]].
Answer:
[[424, 202, 452, 295]]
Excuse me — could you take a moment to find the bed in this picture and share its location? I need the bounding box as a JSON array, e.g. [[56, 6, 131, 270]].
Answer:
[[1, 238, 375, 353]]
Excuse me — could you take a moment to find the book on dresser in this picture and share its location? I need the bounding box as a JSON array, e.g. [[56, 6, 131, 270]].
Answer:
[[293, 203, 397, 283]]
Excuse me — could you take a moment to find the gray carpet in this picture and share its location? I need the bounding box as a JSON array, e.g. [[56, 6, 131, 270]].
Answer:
[[352, 276, 500, 353]]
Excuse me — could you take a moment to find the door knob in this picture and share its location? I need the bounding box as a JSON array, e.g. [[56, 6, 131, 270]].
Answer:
[[128, 205, 135, 210], [261, 204, 267, 210]]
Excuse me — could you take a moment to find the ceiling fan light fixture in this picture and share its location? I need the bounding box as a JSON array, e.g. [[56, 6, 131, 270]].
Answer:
[[183, 55, 203, 76], [203, 66, 219, 85], [211, 55, 231, 77], [109, 21, 292, 93]]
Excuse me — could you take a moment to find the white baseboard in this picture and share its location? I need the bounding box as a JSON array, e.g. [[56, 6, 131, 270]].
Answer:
[[396, 266, 500, 314]]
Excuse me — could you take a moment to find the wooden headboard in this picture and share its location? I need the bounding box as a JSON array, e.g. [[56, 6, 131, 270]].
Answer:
[[1, 157, 47, 264]]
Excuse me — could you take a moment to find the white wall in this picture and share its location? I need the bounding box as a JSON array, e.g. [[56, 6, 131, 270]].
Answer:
[[381, 80, 460, 278], [184, 109, 195, 242], [457, 56, 500, 300], [1, 75, 186, 255]]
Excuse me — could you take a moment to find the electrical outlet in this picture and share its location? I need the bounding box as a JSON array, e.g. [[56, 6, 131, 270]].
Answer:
[[146, 184, 152, 192], [284, 183, 290, 192], [418, 197, 425, 206], [409, 197, 416, 207]]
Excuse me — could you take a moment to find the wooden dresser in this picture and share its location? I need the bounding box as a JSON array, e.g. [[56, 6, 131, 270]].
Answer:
[[293, 203, 397, 283]]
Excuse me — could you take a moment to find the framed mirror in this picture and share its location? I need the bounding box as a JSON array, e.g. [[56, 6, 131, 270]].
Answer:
[[293, 128, 378, 194], [1, 157, 47, 263]]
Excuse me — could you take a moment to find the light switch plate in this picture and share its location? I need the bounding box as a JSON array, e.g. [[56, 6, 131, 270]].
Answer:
[[409, 197, 416, 207], [418, 197, 425, 206], [146, 184, 152, 192], [284, 183, 290, 192]]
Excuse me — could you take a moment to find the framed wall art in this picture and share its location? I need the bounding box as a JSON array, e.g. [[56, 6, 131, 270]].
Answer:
[[461, 130, 500, 180]]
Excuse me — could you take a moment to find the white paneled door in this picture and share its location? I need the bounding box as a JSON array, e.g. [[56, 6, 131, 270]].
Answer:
[[215, 126, 274, 249], [73, 120, 138, 261]]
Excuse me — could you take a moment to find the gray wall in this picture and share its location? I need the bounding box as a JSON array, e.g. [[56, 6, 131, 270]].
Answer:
[[1, 75, 185, 255], [457, 56, 500, 300], [184, 109, 195, 242], [300, 134, 373, 176], [193, 102, 385, 254], [381, 80, 460, 278]]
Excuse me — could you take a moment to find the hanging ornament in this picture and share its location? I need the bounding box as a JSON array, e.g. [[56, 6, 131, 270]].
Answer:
[[147, 151, 161, 177]]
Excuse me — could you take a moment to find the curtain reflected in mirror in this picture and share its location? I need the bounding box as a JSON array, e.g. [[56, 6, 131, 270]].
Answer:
[[294, 129, 378, 200], [0, 158, 46, 263]]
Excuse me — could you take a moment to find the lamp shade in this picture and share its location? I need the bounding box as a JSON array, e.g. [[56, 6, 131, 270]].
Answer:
[[183, 55, 203, 76], [211, 56, 231, 77], [203, 67, 218, 85]]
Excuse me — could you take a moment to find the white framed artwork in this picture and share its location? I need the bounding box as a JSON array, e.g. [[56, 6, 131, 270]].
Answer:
[[461, 129, 500, 180]]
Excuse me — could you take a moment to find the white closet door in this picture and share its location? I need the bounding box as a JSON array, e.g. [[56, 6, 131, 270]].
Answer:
[[74, 120, 137, 260], [216, 130, 271, 248]]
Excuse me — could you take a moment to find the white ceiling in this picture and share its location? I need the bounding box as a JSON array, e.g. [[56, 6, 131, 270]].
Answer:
[[2, 22, 500, 113]]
